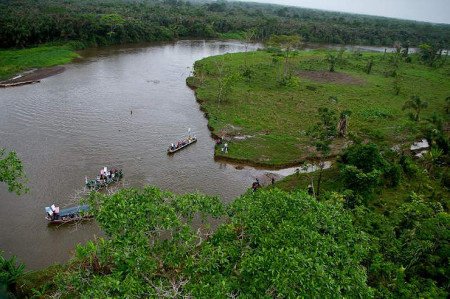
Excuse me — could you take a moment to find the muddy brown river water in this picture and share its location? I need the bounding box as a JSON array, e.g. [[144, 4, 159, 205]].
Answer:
[[0, 40, 281, 269]]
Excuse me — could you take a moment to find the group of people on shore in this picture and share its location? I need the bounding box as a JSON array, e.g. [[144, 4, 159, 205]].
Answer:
[[215, 138, 228, 154]]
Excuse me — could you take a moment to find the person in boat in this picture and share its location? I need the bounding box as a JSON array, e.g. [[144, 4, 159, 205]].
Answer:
[[51, 204, 60, 220]]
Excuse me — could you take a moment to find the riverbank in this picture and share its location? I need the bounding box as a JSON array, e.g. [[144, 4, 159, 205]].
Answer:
[[187, 49, 450, 166], [0, 44, 79, 82]]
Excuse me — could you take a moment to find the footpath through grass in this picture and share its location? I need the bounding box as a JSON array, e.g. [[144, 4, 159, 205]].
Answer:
[[0, 44, 79, 80], [188, 49, 450, 166]]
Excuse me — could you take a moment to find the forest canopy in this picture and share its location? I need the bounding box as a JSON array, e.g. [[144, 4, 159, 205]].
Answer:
[[0, 0, 449, 48]]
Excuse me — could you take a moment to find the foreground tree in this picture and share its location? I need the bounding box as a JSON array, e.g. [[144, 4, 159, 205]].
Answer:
[[0, 253, 25, 297], [54, 188, 372, 297], [0, 149, 27, 297], [188, 189, 372, 297], [0, 148, 27, 195]]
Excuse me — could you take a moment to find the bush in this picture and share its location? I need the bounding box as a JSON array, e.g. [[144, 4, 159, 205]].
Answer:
[[384, 163, 402, 187], [399, 155, 420, 177], [0, 252, 25, 297]]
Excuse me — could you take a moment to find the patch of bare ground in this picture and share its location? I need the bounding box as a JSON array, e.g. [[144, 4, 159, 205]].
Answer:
[[297, 70, 365, 85], [1, 66, 65, 84]]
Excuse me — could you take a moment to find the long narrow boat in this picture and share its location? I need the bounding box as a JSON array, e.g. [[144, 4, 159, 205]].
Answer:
[[45, 204, 91, 225], [85, 167, 123, 190], [167, 136, 197, 154]]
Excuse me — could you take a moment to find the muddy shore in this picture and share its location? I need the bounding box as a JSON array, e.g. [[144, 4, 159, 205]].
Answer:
[[0, 66, 65, 86]]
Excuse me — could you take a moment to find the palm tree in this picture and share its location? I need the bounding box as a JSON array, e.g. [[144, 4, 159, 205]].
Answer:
[[402, 95, 428, 121]]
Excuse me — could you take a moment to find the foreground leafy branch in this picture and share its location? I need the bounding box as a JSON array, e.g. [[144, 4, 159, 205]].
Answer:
[[0, 148, 28, 195], [55, 188, 372, 297]]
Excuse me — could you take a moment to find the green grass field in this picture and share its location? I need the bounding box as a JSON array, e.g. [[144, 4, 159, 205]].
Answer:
[[0, 45, 79, 80], [188, 49, 450, 166]]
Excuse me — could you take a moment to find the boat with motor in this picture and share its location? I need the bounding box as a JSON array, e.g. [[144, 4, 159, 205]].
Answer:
[[168, 128, 197, 154], [168, 136, 197, 154], [45, 204, 91, 224], [85, 167, 123, 190]]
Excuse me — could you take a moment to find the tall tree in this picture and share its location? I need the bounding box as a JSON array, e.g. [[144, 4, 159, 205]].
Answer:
[[266, 34, 301, 79], [307, 107, 337, 197]]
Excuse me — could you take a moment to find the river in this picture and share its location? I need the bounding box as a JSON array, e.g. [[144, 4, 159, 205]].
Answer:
[[1, 39, 396, 269], [0, 40, 288, 269]]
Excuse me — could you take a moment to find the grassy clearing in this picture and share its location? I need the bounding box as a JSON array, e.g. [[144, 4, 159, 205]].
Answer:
[[0, 44, 79, 80], [188, 49, 450, 166]]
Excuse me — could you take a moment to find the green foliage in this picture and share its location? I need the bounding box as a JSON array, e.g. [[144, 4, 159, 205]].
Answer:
[[275, 139, 449, 297], [327, 53, 337, 72], [341, 165, 382, 195], [422, 113, 449, 155], [51, 187, 375, 297], [340, 143, 386, 173], [56, 187, 224, 297], [365, 57, 374, 74], [0, 148, 28, 195], [13, 264, 63, 298], [267, 34, 302, 80], [419, 43, 446, 66], [2, 0, 448, 49], [188, 189, 372, 297], [338, 143, 406, 197], [403, 95, 429, 121], [100, 13, 125, 38], [0, 252, 25, 297], [352, 200, 449, 298]]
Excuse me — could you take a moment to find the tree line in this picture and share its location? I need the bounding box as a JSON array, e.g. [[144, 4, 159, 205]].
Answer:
[[0, 0, 449, 49]]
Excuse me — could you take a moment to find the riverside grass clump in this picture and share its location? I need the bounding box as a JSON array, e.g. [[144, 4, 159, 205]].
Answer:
[[0, 44, 80, 80], [187, 49, 450, 166]]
